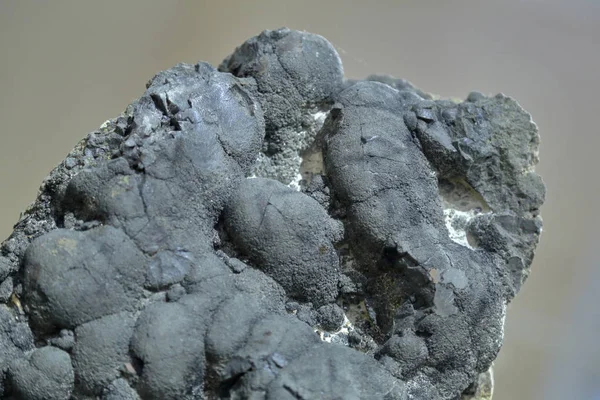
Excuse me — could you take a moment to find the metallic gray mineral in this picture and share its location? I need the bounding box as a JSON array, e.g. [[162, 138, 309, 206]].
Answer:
[[0, 28, 545, 400]]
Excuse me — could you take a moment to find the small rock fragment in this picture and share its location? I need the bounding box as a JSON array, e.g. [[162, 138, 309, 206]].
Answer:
[[48, 329, 75, 352]]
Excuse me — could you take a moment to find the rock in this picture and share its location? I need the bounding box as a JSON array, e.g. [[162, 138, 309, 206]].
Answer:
[[220, 28, 343, 132], [48, 329, 75, 352], [72, 312, 137, 395], [7, 346, 74, 400], [0, 256, 11, 283], [102, 378, 141, 400], [0, 28, 544, 399], [0, 276, 13, 303], [224, 178, 342, 306], [266, 345, 406, 399], [0, 305, 35, 391], [316, 304, 345, 332], [165, 283, 186, 302], [220, 28, 343, 188], [22, 227, 146, 332], [130, 299, 207, 400]]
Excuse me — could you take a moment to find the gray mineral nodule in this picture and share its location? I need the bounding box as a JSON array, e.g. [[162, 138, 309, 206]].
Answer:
[[0, 28, 545, 400]]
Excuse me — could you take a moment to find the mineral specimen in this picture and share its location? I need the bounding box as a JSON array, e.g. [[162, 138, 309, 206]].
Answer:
[[0, 28, 545, 400]]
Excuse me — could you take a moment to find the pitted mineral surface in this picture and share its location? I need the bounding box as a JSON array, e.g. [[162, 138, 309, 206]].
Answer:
[[0, 28, 544, 400]]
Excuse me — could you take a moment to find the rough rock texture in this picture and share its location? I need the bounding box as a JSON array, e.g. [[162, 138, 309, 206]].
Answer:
[[7, 346, 74, 400], [0, 28, 545, 400]]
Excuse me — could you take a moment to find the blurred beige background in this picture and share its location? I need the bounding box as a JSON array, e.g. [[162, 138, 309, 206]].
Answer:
[[1, 1, 598, 399]]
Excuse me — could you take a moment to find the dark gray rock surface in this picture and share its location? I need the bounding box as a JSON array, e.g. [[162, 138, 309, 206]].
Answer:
[[224, 177, 343, 306], [0, 28, 545, 399], [72, 312, 137, 396], [7, 346, 74, 400]]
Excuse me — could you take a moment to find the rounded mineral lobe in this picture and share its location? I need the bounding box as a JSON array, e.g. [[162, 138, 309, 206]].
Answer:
[[8, 346, 74, 400]]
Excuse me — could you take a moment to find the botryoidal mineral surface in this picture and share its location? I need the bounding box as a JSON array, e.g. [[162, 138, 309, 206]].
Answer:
[[0, 29, 545, 400]]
